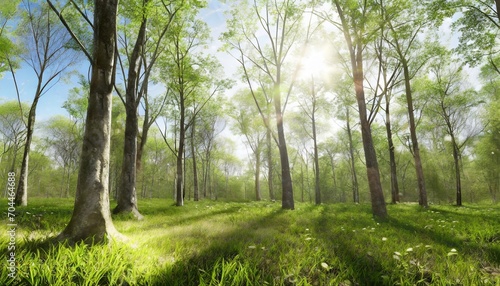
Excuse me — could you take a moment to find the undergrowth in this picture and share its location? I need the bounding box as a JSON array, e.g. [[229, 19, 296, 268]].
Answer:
[[1, 199, 500, 285]]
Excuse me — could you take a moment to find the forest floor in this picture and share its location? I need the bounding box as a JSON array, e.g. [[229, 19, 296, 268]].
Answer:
[[1, 198, 500, 285]]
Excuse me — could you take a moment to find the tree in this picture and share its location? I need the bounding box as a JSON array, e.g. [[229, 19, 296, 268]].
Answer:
[[43, 115, 82, 197], [416, 53, 483, 206], [449, 0, 500, 73], [321, 0, 387, 217], [229, 90, 266, 201], [56, 0, 122, 244], [15, 0, 79, 206], [222, 0, 307, 210], [476, 63, 500, 202], [380, 0, 437, 207], [0, 101, 28, 196], [113, 0, 185, 218], [0, 0, 20, 77], [157, 10, 229, 206]]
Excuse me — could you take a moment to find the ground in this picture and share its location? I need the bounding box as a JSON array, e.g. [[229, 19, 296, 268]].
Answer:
[[1, 199, 500, 285]]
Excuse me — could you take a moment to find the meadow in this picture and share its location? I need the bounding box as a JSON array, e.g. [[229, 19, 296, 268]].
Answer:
[[1, 198, 500, 285]]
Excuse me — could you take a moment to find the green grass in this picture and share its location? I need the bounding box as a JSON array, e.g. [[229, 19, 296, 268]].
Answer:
[[1, 199, 500, 285]]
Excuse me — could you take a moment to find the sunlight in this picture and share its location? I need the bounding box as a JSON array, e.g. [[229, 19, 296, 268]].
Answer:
[[295, 42, 335, 86]]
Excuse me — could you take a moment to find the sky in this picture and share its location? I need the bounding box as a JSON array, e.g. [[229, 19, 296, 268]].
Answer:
[[0, 0, 232, 122], [0, 0, 480, 154]]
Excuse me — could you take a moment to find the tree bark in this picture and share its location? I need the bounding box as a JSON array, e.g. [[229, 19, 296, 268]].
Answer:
[[255, 146, 262, 201], [345, 107, 359, 203], [402, 62, 428, 207], [266, 114, 274, 201], [57, 0, 122, 244], [311, 87, 321, 205], [176, 99, 185, 206], [15, 97, 38, 206], [113, 14, 147, 219], [352, 43, 387, 218], [385, 95, 400, 204], [191, 119, 199, 201], [452, 140, 462, 206], [274, 81, 294, 210]]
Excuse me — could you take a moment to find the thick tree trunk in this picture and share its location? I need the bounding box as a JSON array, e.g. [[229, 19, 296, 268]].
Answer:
[[113, 16, 147, 219], [402, 62, 428, 207], [57, 0, 122, 244], [274, 82, 294, 210], [352, 45, 387, 218], [385, 98, 400, 204]]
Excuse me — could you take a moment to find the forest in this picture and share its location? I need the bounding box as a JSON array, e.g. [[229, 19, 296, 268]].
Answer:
[[0, 0, 500, 284]]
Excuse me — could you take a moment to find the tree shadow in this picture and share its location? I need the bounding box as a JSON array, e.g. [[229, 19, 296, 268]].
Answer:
[[145, 207, 286, 285]]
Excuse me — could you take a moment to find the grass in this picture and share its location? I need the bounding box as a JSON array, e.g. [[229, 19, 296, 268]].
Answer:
[[1, 198, 500, 285]]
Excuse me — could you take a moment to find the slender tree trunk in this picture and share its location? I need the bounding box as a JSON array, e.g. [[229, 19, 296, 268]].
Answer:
[[402, 62, 428, 207], [266, 117, 274, 201], [312, 112, 321, 205], [176, 102, 185, 206], [255, 148, 262, 201], [346, 107, 359, 203], [113, 16, 147, 219], [385, 96, 400, 204], [15, 96, 39, 206], [191, 120, 199, 201], [57, 0, 122, 244], [451, 137, 462, 206]]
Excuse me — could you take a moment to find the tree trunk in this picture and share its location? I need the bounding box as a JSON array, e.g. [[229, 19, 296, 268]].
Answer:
[[176, 104, 185, 206], [402, 62, 428, 207], [274, 85, 294, 210], [450, 136, 462, 206], [57, 0, 122, 244], [266, 116, 274, 201], [385, 96, 400, 204], [191, 119, 199, 201], [352, 44, 387, 218], [312, 104, 321, 205], [113, 15, 147, 219], [255, 147, 262, 201], [346, 107, 359, 203], [15, 96, 39, 206]]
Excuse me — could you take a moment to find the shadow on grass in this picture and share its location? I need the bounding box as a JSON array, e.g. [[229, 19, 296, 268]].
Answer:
[[146, 208, 286, 286], [387, 215, 500, 264], [311, 204, 387, 285]]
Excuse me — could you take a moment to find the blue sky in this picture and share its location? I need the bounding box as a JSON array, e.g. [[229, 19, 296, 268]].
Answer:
[[0, 0, 230, 122]]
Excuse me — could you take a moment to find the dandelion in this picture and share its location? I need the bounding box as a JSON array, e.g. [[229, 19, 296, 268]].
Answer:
[[447, 248, 458, 256], [382, 237, 387, 241], [393, 252, 401, 260]]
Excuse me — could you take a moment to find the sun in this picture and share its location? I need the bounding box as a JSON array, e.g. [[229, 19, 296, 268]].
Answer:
[[295, 43, 334, 84]]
